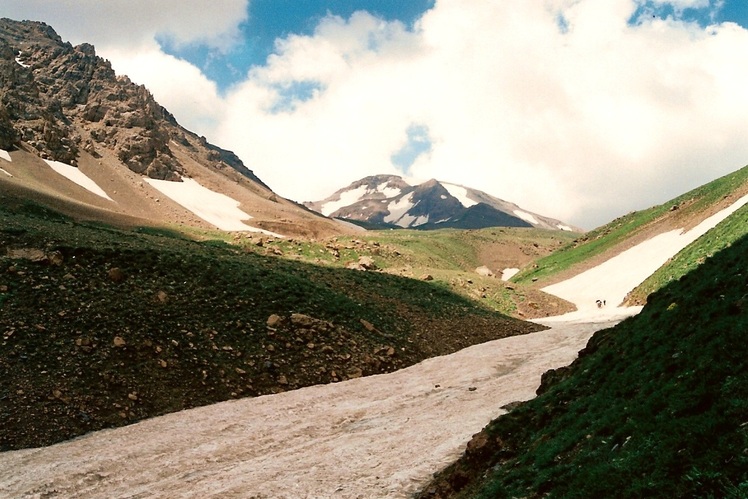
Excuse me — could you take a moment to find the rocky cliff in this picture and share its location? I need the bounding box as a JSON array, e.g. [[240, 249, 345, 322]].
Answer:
[[0, 18, 265, 186]]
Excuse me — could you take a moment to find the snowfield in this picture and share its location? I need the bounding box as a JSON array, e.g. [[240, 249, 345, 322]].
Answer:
[[541, 193, 748, 321], [45, 159, 113, 201], [320, 185, 368, 216], [0, 194, 745, 497], [442, 182, 478, 208], [145, 177, 283, 236], [513, 209, 539, 225]]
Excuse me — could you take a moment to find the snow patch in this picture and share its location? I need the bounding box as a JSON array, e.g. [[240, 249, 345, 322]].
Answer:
[[514, 210, 539, 225], [376, 182, 402, 199], [15, 52, 30, 68], [145, 177, 282, 236], [0, 149, 11, 162], [384, 194, 415, 226], [412, 215, 429, 227], [542, 193, 748, 320], [501, 268, 520, 281], [320, 186, 368, 216], [441, 183, 478, 208], [440, 195, 447, 200], [557, 224, 573, 231], [45, 160, 113, 201]]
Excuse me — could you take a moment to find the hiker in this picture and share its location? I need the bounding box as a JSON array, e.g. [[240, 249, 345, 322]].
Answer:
[[596, 299, 603, 308]]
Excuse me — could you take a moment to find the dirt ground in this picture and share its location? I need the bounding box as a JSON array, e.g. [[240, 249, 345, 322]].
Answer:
[[0, 314, 630, 498]]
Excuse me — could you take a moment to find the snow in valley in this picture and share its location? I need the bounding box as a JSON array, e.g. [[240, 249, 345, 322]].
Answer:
[[0, 194, 745, 498]]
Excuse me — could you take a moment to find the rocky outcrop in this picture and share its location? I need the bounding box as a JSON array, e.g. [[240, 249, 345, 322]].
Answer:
[[0, 18, 264, 184]]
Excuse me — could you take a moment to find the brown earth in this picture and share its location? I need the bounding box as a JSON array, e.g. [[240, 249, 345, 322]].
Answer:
[[0, 201, 547, 451]]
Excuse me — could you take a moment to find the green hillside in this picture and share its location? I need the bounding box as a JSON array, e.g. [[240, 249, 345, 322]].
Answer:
[[0, 195, 544, 450], [419, 231, 748, 498], [513, 164, 748, 287]]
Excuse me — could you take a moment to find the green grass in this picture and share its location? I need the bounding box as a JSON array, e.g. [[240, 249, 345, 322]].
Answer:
[[228, 226, 575, 316], [422, 231, 748, 498], [512, 164, 748, 286], [1, 195, 552, 450]]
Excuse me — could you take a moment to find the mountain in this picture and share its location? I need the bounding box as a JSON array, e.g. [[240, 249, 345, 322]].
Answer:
[[305, 174, 578, 231], [0, 18, 344, 239], [418, 221, 748, 498]]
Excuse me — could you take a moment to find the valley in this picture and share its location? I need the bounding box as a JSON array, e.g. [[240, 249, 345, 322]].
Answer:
[[1, 17, 748, 498]]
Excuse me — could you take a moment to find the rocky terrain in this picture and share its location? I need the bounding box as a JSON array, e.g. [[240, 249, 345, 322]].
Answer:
[[0, 18, 345, 238], [0, 18, 257, 181], [306, 174, 577, 231], [0, 194, 546, 451]]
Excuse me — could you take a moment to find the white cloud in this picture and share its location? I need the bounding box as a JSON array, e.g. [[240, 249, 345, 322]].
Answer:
[[0, 0, 248, 49], [0, 0, 242, 142], [101, 46, 226, 137], [216, 0, 748, 229], [3, 0, 748, 229]]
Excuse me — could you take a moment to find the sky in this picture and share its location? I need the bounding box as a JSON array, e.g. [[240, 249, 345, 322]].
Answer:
[[2, 0, 748, 229]]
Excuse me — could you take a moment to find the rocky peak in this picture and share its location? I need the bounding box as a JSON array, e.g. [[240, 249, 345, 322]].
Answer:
[[0, 18, 263, 184]]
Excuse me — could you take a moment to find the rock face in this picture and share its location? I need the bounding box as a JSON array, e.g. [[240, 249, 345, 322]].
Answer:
[[305, 174, 579, 231], [0, 18, 266, 185]]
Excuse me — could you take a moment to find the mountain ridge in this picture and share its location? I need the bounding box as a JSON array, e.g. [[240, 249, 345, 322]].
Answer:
[[0, 18, 345, 238], [305, 174, 579, 232]]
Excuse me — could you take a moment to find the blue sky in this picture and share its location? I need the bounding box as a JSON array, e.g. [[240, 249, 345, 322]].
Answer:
[[152, 0, 748, 92], [3, 0, 748, 228], [630, 0, 748, 27], [159, 0, 436, 91]]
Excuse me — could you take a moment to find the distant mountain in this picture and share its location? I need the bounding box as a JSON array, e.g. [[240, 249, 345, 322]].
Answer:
[[305, 174, 578, 231], [0, 18, 345, 239]]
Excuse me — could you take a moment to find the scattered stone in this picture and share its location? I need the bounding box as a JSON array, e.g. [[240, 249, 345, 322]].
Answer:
[[113, 336, 126, 347], [290, 313, 315, 328], [159, 360, 168, 368], [421, 274, 434, 281], [155, 290, 168, 303], [7, 248, 47, 262], [475, 266, 494, 277], [360, 319, 376, 332], [468, 386, 477, 391], [47, 251, 63, 266], [127, 392, 138, 401], [277, 375, 288, 385], [266, 314, 282, 328], [108, 267, 126, 283]]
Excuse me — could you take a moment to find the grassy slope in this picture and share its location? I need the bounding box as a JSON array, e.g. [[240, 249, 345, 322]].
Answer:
[[228, 226, 577, 318], [418, 233, 748, 498], [625, 202, 748, 305], [512, 164, 748, 287], [0, 197, 545, 451]]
